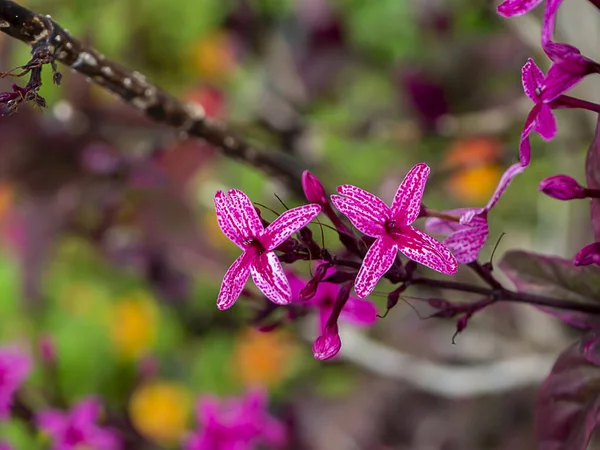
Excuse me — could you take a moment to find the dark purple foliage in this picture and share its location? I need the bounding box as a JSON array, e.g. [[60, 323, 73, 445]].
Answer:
[[535, 337, 600, 449], [499, 250, 600, 329]]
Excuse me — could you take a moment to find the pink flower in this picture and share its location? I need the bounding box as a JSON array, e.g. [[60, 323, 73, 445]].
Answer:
[[497, 0, 564, 50], [288, 264, 378, 331], [37, 397, 121, 450], [214, 189, 321, 310], [0, 347, 31, 420], [331, 163, 457, 298], [0, 442, 11, 450], [185, 389, 286, 450], [425, 162, 525, 263], [519, 58, 588, 166], [425, 209, 489, 264]]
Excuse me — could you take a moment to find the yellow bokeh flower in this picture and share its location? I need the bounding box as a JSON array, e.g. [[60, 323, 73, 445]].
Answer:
[[130, 381, 191, 445], [444, 137, 503, 204], [110, 291, 157, 360], [190, 31, 236, 81], [232, 328, 297, 389]]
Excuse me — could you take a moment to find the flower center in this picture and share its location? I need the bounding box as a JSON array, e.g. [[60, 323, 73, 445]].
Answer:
[[64, 425, 85, 444], [243, 238, 266, 255]]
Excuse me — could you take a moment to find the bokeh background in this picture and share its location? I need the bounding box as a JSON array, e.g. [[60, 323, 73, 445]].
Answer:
[[0, 0, 599, 448]]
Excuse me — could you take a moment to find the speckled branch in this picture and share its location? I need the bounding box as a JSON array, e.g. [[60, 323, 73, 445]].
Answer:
[[0, 0, 304, 195]]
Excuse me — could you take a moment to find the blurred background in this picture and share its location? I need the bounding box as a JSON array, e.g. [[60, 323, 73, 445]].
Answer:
[[0, 0, 599, 448]]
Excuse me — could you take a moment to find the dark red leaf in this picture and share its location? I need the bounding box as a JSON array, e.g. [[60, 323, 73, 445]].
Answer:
[[535, 338, 600, 449], [499, 250, 600, 329]]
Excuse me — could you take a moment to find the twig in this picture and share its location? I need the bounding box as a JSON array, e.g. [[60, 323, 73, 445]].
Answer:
[[0, 0, 304, 195]]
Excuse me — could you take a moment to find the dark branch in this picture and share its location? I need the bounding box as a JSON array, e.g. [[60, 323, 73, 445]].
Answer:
[[0, 0, 304, 195]]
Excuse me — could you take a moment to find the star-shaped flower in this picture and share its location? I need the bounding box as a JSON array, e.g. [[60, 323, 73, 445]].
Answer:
[[0, 347, 31, 420], [37, 397, 121, 450], [184, 389, 286, 450], [519, 58, 588, 166], [214, 189, 321, 310], [331, 163, 457, 298]]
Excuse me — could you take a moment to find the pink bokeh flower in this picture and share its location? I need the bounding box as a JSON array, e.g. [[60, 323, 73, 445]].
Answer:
[[37, 397, 121, 450], [331, 163, 457, 298], [185, 389, 286, 450], [0, 347, 31, 420], [214, 189, 321, 309]]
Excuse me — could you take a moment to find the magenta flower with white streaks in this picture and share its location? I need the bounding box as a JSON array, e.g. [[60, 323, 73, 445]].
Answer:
[[425, 162, 525, 263], [331, 163, 457, 298], [0, 347, 31, 420], [37, 397, 121, 450], [214, 189, 321, 309]]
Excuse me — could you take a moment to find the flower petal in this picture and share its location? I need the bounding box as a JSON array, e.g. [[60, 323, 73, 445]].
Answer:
[[261, 204, 321, 250], [522, 58, 544, 103], [354, 237, 398, 298], [227, 189, 264, 239], [390, 163, 430, 225], [541, 0, 565, 48], [72, 397, 102, 427], [497, 0, 543, 17], [330, 195, 386, 237], [214, 190, 247, 248], [534, 104, 557, 140], [250, 251, 292, 305], [519, 106, 539, 167], [217, 251, 252, 310], [37, 410, 66, 436], [443, 216, 489, 264], [424, 208, 473, 235], [336, 185, 390, 218], [396, 227, 457, 275], [340, 297, 378, 326], [482, 162, 526, 213], [541, 61, 587, 103]]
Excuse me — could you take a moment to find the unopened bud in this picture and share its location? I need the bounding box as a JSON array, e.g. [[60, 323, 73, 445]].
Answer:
[[302, 170, 328, 206], [574, 242, 600, 266], [312, 324, 341, 360], [39, 335, 56, 366], [539, 175, 587, 201], [299, 263, 330, 301]]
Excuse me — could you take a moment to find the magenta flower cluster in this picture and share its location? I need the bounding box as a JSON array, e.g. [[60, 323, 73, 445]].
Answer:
[[497, 0, 600, 265], [211, 0, 600, 362], [185, 389, 286, 450]]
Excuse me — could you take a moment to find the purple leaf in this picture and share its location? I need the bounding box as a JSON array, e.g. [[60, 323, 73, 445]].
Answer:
[[586, 116, 600, 241], [535, 339, 600, 450], [499, 250, 600, 329]]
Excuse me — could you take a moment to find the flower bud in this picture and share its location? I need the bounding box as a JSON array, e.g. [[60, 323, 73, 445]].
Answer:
[[39, 335, 56, 366], [574, 242, 600, 266], [302, 171, 328, 206], [538, 175, 587, 200], [312, 324, 341, 360]]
